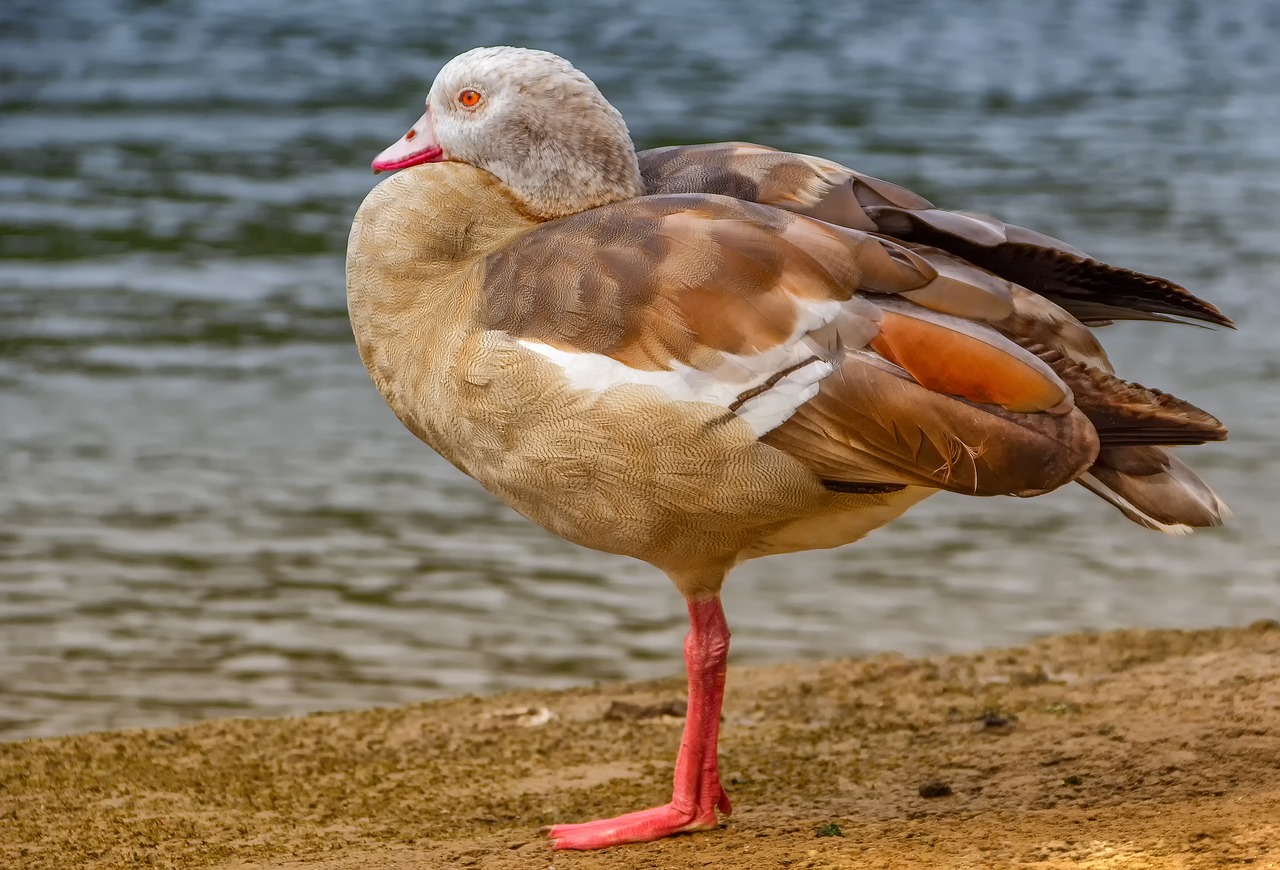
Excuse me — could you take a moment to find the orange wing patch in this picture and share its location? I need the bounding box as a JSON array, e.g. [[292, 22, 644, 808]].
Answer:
[[870, 310, 1067, 413]]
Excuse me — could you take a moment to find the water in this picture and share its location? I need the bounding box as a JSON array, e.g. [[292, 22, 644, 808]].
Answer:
[[2, 0, 1277, 741]]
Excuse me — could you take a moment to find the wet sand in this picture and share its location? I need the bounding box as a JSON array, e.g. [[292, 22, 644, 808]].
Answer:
[[3, 622, 1278, 869]]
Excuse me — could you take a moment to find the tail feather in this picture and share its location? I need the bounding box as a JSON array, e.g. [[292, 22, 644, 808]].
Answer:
[[1077, 446, 1228, 535]]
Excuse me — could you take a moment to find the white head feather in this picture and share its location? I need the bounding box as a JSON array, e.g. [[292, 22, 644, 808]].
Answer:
[[425, 47, 644, 218]]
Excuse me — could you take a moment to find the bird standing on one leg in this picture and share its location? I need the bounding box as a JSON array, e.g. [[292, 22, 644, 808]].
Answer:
[[346, 46, 1229, 851]]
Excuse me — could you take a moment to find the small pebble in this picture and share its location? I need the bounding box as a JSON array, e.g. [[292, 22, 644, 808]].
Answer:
[[481, 706, 555, 728], [919, 780, 953, 798]]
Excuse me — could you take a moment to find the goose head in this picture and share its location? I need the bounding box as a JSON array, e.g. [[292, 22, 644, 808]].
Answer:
[[372, 46, 645, 219]]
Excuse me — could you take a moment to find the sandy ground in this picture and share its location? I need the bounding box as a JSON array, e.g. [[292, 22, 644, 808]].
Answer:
[[2, 623, 1278, 870]]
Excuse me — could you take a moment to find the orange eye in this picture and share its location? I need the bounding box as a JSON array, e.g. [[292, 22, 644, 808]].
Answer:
[[458, 89, 482, 108]]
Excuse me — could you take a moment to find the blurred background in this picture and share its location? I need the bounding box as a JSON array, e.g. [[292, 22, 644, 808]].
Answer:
[[1, 0, 1277, 741]]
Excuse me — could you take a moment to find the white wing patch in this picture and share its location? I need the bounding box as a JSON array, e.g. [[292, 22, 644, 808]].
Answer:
[[516, 340, 835, 438], [513, 298, 847, 437], [732, 358, 834, 435]]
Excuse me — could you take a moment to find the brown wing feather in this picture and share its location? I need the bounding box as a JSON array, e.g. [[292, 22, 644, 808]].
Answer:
[[1031, 346, 1227, 447], [868, 207, 1234, 328], [638, 144, 1232, 328], [480, 193, 933, 367], [762, 353, 1100, 497]]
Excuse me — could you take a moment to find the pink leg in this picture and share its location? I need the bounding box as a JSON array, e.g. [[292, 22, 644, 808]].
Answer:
[[546, 596, 732, 850]]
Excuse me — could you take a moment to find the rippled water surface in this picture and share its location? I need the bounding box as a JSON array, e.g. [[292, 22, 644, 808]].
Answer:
[[2, 0, 1278, 740]]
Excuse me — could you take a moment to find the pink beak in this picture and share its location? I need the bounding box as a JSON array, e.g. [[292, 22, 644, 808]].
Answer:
[[371, 107, 445, 173]]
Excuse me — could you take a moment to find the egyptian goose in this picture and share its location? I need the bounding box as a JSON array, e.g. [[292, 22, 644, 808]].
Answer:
[[346, 46, 1229, 850]]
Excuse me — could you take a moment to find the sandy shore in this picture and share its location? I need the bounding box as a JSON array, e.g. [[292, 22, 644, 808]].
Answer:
[[2, 622, 1278, 869]]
